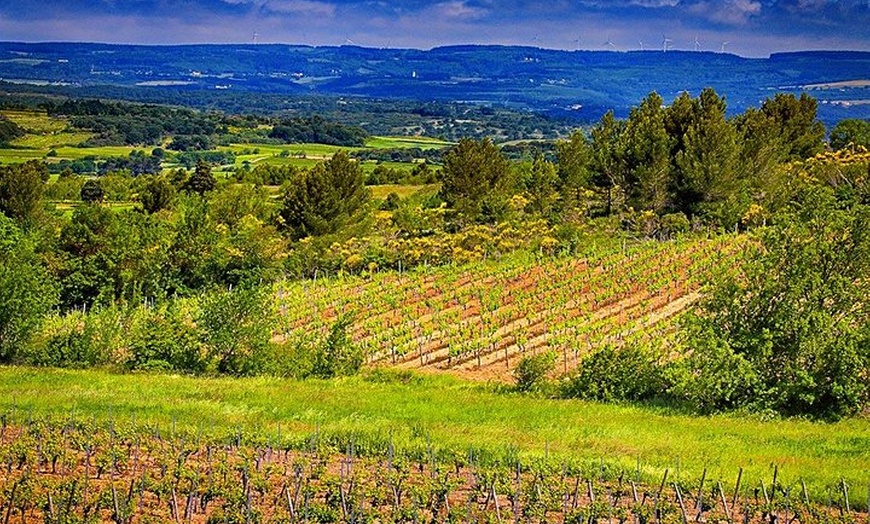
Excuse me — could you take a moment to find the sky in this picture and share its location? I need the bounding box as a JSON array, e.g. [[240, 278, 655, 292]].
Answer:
[[0, 0, 868, 57]]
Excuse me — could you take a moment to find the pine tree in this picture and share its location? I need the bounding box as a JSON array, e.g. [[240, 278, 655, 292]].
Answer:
[[556, 130, 592, 215], [674, 88, 741, 224], [280, 151, 370, 239], [439, 138, 511, 224], [625, 92, 672, 213]]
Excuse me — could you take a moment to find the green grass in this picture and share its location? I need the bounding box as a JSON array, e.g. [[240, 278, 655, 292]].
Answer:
[[11, 131, 96, 149], [364, 136, 453, 149], [370, 183, 439, 200], [1, 109, 67, 134], [0, 144, 154, 164], [0, 148, 49, 163], [1, 366, 866, 499]]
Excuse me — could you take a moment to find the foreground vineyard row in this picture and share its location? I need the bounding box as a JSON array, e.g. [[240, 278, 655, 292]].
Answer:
[[276, 235, 743, 380], [0, 422, 864, 524]]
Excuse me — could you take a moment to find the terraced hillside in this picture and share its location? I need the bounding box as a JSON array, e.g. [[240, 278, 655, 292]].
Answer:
[[275, 234, 743, 381]]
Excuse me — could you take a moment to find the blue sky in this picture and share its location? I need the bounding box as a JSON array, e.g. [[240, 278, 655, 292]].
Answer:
[[1, 0, 868, 57]]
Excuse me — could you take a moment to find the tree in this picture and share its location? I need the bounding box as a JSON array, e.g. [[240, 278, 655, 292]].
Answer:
[[439, 138, 512, 223], [183, 161, 216, 195], [830, 119, 870, 150], [590, 111, 629, 215], [0, 116, 24, 146], [673, 88, 742, 224], [748, 93, 825, 160], [80, 179, 104, 203], [523, 156, 559, 217], [624, 92, 672, 213], [280, 151, 370, 239], [682, 186, 870, 419], [0, 214, 57, 363], [0, 161, 47, 226], [198, 285, 275, 376], [137, 176, 176, 213], [311, 313, 363, 378], [556, 130, 592, 214]]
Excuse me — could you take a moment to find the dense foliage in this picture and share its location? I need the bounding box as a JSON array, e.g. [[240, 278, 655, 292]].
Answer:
[[45, 99, 223, 147], [0, 115, 24, 145], [680, 186, 870, 419], [269, 116, 368, 146], [0, 88, 867, 419]]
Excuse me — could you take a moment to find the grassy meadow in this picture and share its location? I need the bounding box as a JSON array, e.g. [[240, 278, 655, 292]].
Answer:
[[1, 366, 867, 502], [1, 110, 450, 177]]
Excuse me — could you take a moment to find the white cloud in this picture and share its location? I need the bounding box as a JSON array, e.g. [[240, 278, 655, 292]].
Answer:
[[688, 0, 762, 25], [432, 1, 489, 19], [220, 0, 336, 16], [264, 0, 336, 15], [628, 0, 680, 7]]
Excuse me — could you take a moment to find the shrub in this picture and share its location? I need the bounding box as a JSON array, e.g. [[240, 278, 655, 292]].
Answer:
[[198, 285, 275, 376], [670, 324, 760, 414], [560, 345, 670, 403], [513, 351, 556, 393], [28, 309, 118, 368], [682, 186, 870, 419], [658, 212, 690, 239], [311, 313, 364, 378], [0, 215, 57, 363], [128, 303, 206, 373]]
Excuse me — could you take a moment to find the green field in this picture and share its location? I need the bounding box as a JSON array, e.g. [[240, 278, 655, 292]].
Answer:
[[365, 136, 453, 149], [1, 108, 451, 169], [1, 366, 867, 501], [370, 183, 439, 200], [1, 109, 67, 134]]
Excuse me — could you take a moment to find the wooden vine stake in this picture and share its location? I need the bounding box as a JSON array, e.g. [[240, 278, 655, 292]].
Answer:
[[731, 467, 743, 510]]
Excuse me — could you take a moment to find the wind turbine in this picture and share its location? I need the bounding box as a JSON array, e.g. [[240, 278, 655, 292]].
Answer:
[[252, 31, 259, 45], [572, 34, 582, 50], [720, 41, 731, 53], [662, 35, 673, 52], [638, 40, 645, 51], [692, 34, 701, 51], [603, 36, 616, 51]]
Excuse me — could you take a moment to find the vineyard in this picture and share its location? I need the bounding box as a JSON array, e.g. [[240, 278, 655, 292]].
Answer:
[[276, 235, 743, 381], [0, 420, 865, 524]]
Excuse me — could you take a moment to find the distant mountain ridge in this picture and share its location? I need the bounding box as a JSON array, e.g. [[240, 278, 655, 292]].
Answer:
[[1, 42, 867, 125]]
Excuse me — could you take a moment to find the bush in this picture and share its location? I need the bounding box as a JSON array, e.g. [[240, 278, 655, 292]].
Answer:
[[128, 303, 206, 373], [658, 212, 690, 239], [198, 285, 275, 376], [670, 324, 760, 414], [27, 309, 119, 368], [311, 313, 364, 378], [682, 186, 870, 419], [0, 215, 57, 363], [513, 351, 556, 393], [560, 345, 670, 403]]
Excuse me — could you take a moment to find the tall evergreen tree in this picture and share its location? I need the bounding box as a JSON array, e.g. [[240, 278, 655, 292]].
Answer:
[[525, 156, 559, 217], [556, 130, 592, 215], [625, 92, 672, 213], [280, 151, 370, 239], [439, 138, 512, 224], [183, 161, 216, 196], [590, 111, 629, 215], [674, 88, 741, 224]]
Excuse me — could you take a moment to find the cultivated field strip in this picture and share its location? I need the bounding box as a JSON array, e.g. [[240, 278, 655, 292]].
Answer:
[[3, 421, 862, 524], [275, 235, 743, 380]]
